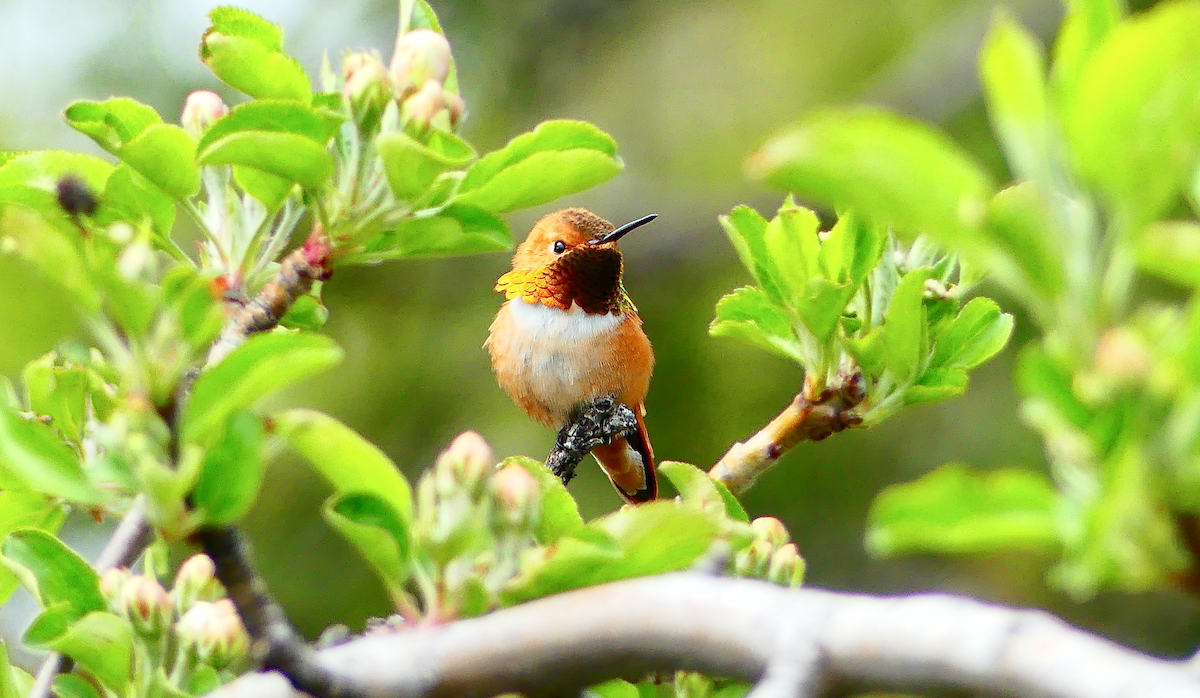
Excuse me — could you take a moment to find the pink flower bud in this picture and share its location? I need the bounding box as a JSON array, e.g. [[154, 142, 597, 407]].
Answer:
[[751, 516, 790, 548], [99, 568, 129, 607], [173, 554, 223, 611], [767, 543, 805, 587], [177, 599, 250, 669], [1094, 327, 1152, 384], [443, 91, 466, 128], [492, 463, 540, 530], [389, 29, 452, 98], [435, 431, 494, 496], [733, 539, 774, 578], [342, 51, 393, 121], [123, 575, 173, 634], [400, 78, 446, 133], [181, 90, 228, 137]]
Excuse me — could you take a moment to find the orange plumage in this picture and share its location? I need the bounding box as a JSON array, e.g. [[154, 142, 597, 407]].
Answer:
[[486, 208, 657, 503]]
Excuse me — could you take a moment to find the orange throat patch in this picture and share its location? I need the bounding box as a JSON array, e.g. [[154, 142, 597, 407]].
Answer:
[[495, 246, 625, 315]]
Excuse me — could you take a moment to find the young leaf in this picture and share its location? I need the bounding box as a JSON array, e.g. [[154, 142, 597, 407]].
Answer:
[[882, 268, 933, 382], [0, 640, 25, 698], [1, 529, 105, 618], [322, 492, 410, 592], [184, 332, 344, 444], [658, 460, 748, 522], [278, 294, 329, 331], [709, 286, 805, 363], [353, 204, 510, 261], [586, 680, 640, 698], [456, 120, 622, 213], [23, 353, 88, 443], [63, 99, 199, 199], [902, 367, 969, 406], [718, 206, 788, 306], [44, 612, 132, 693], [0, 397, 103, 504], [201, 7, 311, 102], [747, 108, 994, 246], [98, 164, 177, 241], [1136, 221, 1200, 288], [190, 411, 266, 525], [764, 202, 821, 307], [0, 492, 65, 606], [980, 12, 1051, 182], [199, 132, 332, 191], [377, 130, 476, 200], [929, 297, 1014, 371], [818, 209, 885, 289], [866, 463, 1060, 557], [197, 100, 342, 150], [1051, 0, 1126, 105], [51, 675, 100, 698], [1065, 2, 1200, 222], [501, 456, 585, 543], [982, 183, 1065, 300], [502, 502, 720, 604], [272, 408, 413, 522]]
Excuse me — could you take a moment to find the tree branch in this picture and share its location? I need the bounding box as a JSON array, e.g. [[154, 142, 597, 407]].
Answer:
[[201, 572, 1200, 698], [206, 229, 333, 366], [709, 373, 865, 494]]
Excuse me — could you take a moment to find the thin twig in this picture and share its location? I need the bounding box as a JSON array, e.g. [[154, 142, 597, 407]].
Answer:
[[28, 496, 153, 698], [200, 572, 1200, 698], [709, 373, 865, 494], [206, 229, 334, 366]]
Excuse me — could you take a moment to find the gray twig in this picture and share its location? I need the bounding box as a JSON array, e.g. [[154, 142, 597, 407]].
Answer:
[[200, 573, 1200, 698]]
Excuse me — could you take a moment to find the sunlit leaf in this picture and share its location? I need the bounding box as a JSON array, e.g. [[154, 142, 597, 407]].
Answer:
[[46, 612, 132, 693], [930, 297, 1014, 371], [709, 286, 804, 363], [0, 397, 103, 504], [201, 7, 311, 102], [377, 130, 476, 200], [191, 411, 266, 525], [322, 492, 410, 592], [502, 456, 584, 544], [1136, 220, 1200, 287], [1, 529, 104, 618], [882, 268, 933, 382], [351, 204, 510, 261], [866, 462, 1060, 557], [0, 492, 65, 606], [980, 12, 1051, 182]]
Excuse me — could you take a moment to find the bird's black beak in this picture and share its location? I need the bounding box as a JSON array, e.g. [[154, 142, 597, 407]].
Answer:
[[591, 214, 658, 245]]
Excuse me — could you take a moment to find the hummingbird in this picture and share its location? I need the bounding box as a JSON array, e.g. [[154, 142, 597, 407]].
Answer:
[[486, 208, 658, 504]]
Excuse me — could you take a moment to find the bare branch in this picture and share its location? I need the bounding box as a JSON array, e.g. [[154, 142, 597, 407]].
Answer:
[[709, 374, 865, 494], [202, 572, 1200, 698]]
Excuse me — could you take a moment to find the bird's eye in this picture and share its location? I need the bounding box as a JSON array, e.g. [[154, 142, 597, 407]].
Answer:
[[552, 240, 567, 254]]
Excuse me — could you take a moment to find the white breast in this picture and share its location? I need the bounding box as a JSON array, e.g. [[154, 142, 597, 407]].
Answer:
[[502, 299, 623, 422]]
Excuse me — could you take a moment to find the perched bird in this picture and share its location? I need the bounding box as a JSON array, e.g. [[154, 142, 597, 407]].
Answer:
[[486, 208, 658, 503]]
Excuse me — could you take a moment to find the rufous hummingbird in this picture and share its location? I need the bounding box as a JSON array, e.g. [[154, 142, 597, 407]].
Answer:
[[486, 208, 658, 504]]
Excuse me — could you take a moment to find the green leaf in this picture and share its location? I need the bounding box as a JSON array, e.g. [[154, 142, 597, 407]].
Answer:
[[764, 201, 821, 305], [234, 166, 294, 210], [51, 674, 100, 698], [0, 492, 65, 606], [586, 680, 640, 698], [866, 463, 1060, 557], [501, 456, 584, 543], [377, 130, 476, 200], [322, 492, 410, 593], [197, 100, 342, 152], [354, 204, 511, 261], [2, 529, 104, 617], [278, 294, 329, 331], [982, 183, 1065, 300], [201, 7, 311, 102], [1016, 344, 1092, 429], [658, 460, 745, 521], [0, 640, 23, 698], [747, 108, 994, 246], [272, 409, 412, 522], [718, 206, 788, 306], [980, 12, 1051, 182], [64, 99, 199, 199], [199, 131, 332, 191], [98, 165, 176, 240], [502, 502, 720, 604], [902, 367, 969, 406], [1052, 0, 1125, 105], [47, 612, 132, 693], [184, 332, 344, 445], [1136, 221, 1200, 287], [1065, 2, 1200, 222], [0, 397, 103, 503], [191, 411, 266, 525], [709, 286, 804, 363], [882, 268, 933, 382], [457, 120, 622, 213], [930, 297, 1014, 371], [818, 209, 885, 289], [24, 353, 88, 443]]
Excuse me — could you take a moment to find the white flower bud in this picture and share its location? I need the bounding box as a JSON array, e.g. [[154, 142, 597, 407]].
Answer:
[[181, 90, 228, 138], [389, 29, 452, 98]]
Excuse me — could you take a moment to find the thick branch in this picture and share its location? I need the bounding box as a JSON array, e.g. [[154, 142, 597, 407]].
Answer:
[[206, 231, 333, 366], [709, 374, 865, 494], [202, 573, 1200, 698]]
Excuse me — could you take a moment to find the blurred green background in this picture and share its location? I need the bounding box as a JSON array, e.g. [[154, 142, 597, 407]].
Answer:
[[2, 0, 1197, 669]]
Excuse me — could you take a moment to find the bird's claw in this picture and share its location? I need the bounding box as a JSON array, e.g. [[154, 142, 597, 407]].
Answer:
[[546, 396, 638, 486]]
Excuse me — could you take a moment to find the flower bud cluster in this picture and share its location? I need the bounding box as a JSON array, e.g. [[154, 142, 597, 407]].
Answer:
[[97, 554, 249, 691], [732, 517, 805, 587]]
